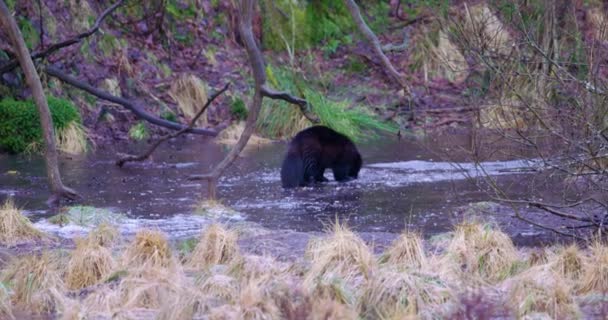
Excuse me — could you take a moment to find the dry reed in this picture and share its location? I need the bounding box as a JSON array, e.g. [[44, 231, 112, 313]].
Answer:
[[0, 198, 46, 246]]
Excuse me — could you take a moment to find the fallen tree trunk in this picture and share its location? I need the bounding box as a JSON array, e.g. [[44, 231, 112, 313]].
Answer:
[[45, 66, 223, 136]]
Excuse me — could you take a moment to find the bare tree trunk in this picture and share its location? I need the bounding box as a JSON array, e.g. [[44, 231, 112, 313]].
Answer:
[[196, 0, 266, 199], [0, 0, 78, 205], [343, 0, 410, 93]]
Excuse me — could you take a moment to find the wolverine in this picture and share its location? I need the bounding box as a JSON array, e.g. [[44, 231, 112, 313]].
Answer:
[[280, 126, 362, 188]]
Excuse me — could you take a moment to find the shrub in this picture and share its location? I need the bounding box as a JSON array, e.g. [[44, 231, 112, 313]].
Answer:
[[0, 96, 81, 153], [230, 96, 248, 121]]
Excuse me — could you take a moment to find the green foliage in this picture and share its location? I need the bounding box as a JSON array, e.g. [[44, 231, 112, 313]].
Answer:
[[129, 122, 149, 141], [0, 96, 81, 154], [5, 0, 16, 11], [257, 65, 397, 141], [261, 0, 388, 52], [17, 17, 39, 50], [344, 56, 367, 74], [304, 88, 398, 142], [230, 96, 248, 121], [160, 110, 178, 123]]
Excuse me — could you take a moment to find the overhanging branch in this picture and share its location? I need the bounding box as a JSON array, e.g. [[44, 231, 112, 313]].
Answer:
[[45, 66, 222, 136], [0, 0, 125, 75], [261, 85, 320, 123], [116, 83, 230, 167]]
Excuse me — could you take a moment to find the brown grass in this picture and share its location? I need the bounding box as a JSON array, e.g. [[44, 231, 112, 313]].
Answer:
[[550, 244, 585, 283], [304, 221, 375, 291], [359, 266, 451, 319], [577, 241, 608, 294], [440, 221, 519, 284], [56, 121, 89, 155], [187, 223, 239, 269], [168, 74, 209, 126], [1, 253, 64, 314], [0, 283, 13, 320], [216, 121, 274, 149], [88, 222, 119, 247], [380, 231, 427, 269], [65, 237, 115, 290], [0, 198, 46, 246], [506, 267, 580, 319], [121, 229, 175, 270]]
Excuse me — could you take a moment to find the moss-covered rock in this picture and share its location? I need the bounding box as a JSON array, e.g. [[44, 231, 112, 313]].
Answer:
[[0, 96, 82, 153]]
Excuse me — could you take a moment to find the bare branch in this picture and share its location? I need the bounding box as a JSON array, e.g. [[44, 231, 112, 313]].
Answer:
[[45, 66, 223, 136], [261, 85, 320, 123], [343, 0, 410, 93], [0, 0, 125, 75], [116, 83, 230, 167]]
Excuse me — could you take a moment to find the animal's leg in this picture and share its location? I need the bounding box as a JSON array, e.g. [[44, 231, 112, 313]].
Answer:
[[332, 165, 352, 182]]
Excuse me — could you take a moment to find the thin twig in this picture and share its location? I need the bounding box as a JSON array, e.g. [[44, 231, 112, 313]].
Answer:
[[116, 83, 230, 167], [0, 0, 125, 75]]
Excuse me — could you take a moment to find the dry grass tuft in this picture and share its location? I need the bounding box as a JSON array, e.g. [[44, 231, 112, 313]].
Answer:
[[122, 229, 175, 269], [381, 231, 427, 269], [0, 283, 13, 320], [65, 237, 115, 290], [463, 3, 512, 55], [0, 198, 46, 246], [116, 269, 185, 310], [441, 222, 519, 284], [88, 222, 119, 247], [577, 241, 608, 294], [216, 121, 273, 148], [199, 273, 239, 304], [304, 221, 375, 289], [359, 266, 451, 319], [56, 121, 90, 155], [238, 277, 282, 320], [169, 74, 209, 126], [1, 253, 64, 313], [506, 267, 580, 319], [310, 298, 358, 320], [187, 223, 239, 269], [229, 254, 290, 281], [549, 244, 585, 282]]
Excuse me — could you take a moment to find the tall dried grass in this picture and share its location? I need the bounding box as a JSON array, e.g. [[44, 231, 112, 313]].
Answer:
[[577, 241, 608, 294], [56, 121, 89, 155], [359, 266, 451, 319], [304, 221, 375, 291], [121, 229, 176, 270], [0, 198, 46, 246], [1, 253, 64, 313], [506, 266, 580, 319], [380, 231, 427, 269], [439, 222, 519, 284], [187, 223, 239, 269], [0, 283, 13, 320], [65, 237, 115, 290], [168, 74, 209, 126]]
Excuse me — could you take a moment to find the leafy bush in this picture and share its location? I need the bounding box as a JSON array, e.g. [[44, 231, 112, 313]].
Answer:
[[230, 96, 248, 121], [0, 96, 81, 153], [257, 64, 397, 141], [129, 122, 149, 141]]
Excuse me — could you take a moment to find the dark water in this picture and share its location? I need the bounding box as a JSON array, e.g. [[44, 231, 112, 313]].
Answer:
[[0, 131, 552, 244]]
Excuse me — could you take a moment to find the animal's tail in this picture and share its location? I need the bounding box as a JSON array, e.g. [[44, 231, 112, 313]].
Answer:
[[281, 151, 304, 188]]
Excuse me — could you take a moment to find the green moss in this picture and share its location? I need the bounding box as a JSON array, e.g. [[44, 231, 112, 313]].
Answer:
[[17, 17, 38, 50], [129, 122, 149, 141], [160, 110, 178, 123], [230, 96, 248, 120], [0, 96, 81, 154]]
